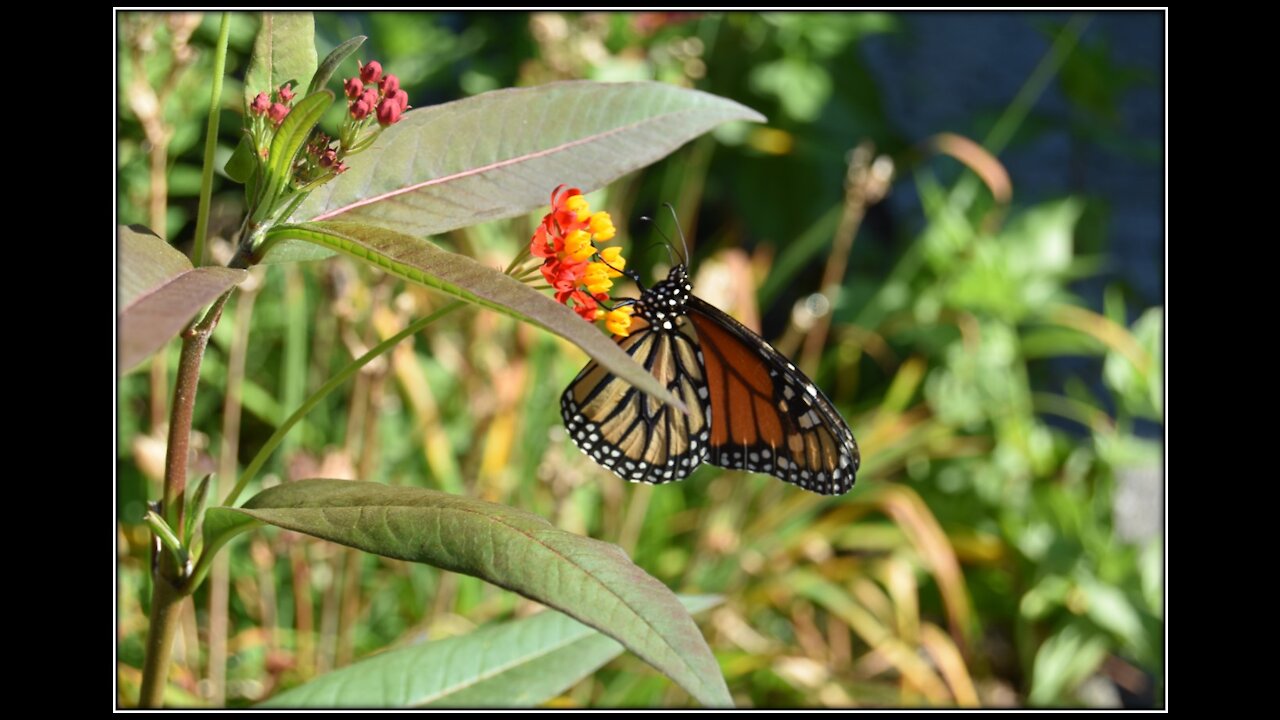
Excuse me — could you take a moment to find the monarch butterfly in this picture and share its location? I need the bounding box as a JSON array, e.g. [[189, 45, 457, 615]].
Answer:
[[560, 259, 860, 496]]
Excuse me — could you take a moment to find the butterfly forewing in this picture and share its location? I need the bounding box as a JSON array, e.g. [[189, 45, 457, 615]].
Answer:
[[687, 296, 859, 495], [561, 312, 712, 484]]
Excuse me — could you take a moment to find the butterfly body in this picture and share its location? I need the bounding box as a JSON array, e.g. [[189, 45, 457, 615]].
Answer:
[[560, 265, 860, 495]]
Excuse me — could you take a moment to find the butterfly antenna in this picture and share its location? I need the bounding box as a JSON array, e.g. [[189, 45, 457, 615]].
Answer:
[[595, 244, 645, 289], [662, 203, 690, 266], [639, 215, 679, 266]]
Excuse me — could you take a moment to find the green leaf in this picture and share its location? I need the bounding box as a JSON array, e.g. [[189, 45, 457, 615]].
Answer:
[[243, 12, 317, 107], [1004, 198, 1083, 280], [183, 474, 212, 546], [224, 135, 257, 183], [308, 35, 366, 95], [117, 226, 246, 373], [750, 57, 832, 122], [263, 222, 685, 411], [284, 81, 764, 252], [1079, 576, 1147, 657], [193, 507, 261, 588], [1103, 307, 1162, 419], [263, 595, 723, 707], [1029, 621, 1109, 705], [232, 480, 732, 707], [254, 91, 334, 222]]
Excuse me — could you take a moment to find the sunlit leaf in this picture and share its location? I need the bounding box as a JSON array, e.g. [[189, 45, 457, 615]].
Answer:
[[243, 12, 317, 107], [1080, 577, 1148, 657], [232, 480, 732, 707], [272, 81, 764, 262], [1029, 621, 1108, 705], [1103, 307, 1162, 419]]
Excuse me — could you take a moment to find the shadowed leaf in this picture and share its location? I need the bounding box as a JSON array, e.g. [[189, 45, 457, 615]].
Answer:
[[263, 595, 722, 707], [118, 226, 246, 373], [224, 136, 257, 183], [233, 480, 731, 707]]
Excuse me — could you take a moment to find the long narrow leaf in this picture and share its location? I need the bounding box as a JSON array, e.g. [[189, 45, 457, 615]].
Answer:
[[232, 480, 732, 707], [263, 595, 722, 707], [263, 221, 684, 411], [254, 91, 334, 222], [308, 35, 366, 95], [269, 81, 764, 262]]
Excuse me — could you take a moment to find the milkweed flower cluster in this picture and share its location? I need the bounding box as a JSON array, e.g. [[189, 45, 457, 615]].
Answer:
[[530, 185, 634, 336], [245, 59, 409, 189], [344, 60, 411, 128]]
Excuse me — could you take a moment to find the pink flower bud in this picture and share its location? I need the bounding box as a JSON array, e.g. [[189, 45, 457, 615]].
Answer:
[[359, 60, 382, 84], [250, 92, 271, 115], [359, 89, 379, 108], [349, 98, 373, 120], [380, 74, 400, 95], [344, 77, 363, 99], [268, 102, 289, 125], [278, 83, 295, 103], [319, 149, 339, 167], [376, 97, 404, 126], [389, 89, 410, 112]]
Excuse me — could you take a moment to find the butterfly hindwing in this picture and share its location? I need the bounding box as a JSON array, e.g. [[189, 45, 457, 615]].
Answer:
[[560, 313, 712, 483]]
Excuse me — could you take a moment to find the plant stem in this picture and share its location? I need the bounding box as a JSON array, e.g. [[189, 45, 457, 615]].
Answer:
[[162, 291, 232, 534], [191, 13, 231, 267], [141, 289, 232, 706], [799, 142, 892, 376], [138, 575, 186, 707]]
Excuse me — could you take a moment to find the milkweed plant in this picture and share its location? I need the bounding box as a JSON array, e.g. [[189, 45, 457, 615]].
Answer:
[[119, 12, 764, 708]]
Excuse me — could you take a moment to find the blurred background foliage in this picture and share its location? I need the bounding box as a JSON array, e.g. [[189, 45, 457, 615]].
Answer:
[[116, 11, 1164, 708]]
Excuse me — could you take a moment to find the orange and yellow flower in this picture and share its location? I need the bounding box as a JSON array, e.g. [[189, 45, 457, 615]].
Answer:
[[604, 306, 636, 337], [529, 185, 632, 335]]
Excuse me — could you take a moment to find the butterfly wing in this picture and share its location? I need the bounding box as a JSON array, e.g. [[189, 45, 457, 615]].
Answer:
[[686, 295, 859, 495], [560, 314, 713, 484]]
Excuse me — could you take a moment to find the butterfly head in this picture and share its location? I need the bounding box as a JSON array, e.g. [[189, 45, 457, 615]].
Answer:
[[635, 264, 692, 326]]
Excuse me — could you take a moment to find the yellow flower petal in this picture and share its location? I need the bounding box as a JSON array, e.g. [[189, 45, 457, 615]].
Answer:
[[563, 229, 596, 262], [565, 194, 590, 222], [589, 211, 616, 241], [605, 306, 635, 337], [598, 246, 626, 278]]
